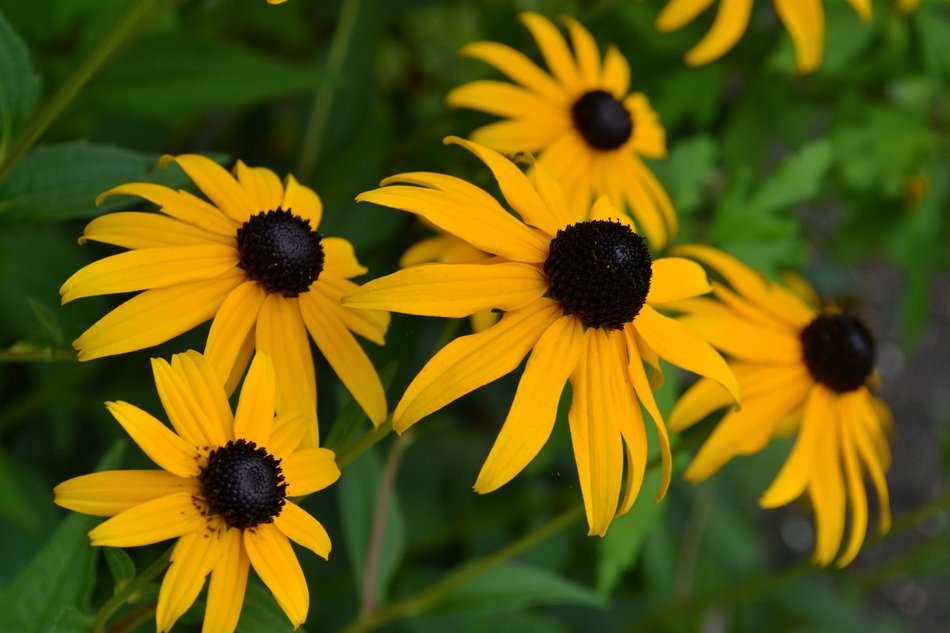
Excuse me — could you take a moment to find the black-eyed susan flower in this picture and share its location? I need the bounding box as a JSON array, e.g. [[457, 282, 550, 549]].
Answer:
[[447, 12, 676, 250], [655, 0, 871, 73], [667, 245, 891, 566], [54, 351, 340, 632], [345, 137, 739, 536], [61, 156, 389, 443]]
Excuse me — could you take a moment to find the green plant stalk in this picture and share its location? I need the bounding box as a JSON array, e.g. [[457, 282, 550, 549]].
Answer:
[[91, 546, 172, 633], [0, 0, 166, 186], [341, 504, 585, 633], [336, 418, 393, 469], [295, 0, 362, 180]]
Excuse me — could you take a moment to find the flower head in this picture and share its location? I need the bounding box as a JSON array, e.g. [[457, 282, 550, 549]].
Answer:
[[667, 245, 892, 566], [61, 156, 390, 443], [655, 0, 872, 73], [447, 12, 675, 249], [346, 137, 739, 536], [54, 351, 340, 632]]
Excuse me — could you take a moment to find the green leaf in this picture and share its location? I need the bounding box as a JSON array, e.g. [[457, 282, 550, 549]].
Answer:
[[102, 548, 136, 589], [84, 32, 321, 123], [652, 135, 718, 219], [338, 445, 407, 607], [429, 561, 604, 614], [0, 8, 39, 154], [0, 448, 35, 528], [0, 141, 205, 226], [745, 140, 833, 216], [236, 579, 306, 633]]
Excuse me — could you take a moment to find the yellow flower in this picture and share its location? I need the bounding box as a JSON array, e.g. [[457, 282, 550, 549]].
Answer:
[[61, 156, 389, 444], [667, 245, 892, 566], [655, 0, 872, 73], [345, 137, 739, 536], [54, 351, 340, 632], [447, 12, 676, 250]]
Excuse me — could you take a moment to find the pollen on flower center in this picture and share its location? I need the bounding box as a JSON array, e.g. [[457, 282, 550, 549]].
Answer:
[[544, 220, 652, 330], [800, 313, 876, 393], [571, 90, 633, 151], [199, 439, 287, 529], [236, 208, 324, 297]]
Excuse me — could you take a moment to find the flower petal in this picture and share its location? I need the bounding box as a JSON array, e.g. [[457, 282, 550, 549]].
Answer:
[[73, 268, 245, 361], [282, 174, 322, 228], [520, 12, 582, 92], [152, 353, 230, 449], [343, 261, 547, 318], [161, 154, 255, 223], [447, 80, 562, 120], [282, 448, 340, 497], [601, 45, 630, 98], [88, 492, 205, 547], [773, 0, 824, 73], [646, 257, 711, 304], [393, 299, 562, 432], [244, 524, 309, 628], [97, 182, 237, 236], [314, 273, 390, 345], [54, 470, 199, 517], [235, 161, 284, 213], [322, 237, 368, 279], [475, 316, 583, 493], [299, 291, 387, 426], [459, 41, 565, 102], [80, 212, 232, 249], [683, 0, 754, 66], [667, 377, 734, 432], [205, 280, 267, 393], [563, 16, 601, 84], [471, 118, 568, 154], [808, 406, 846, 565], [274, 501, 331, 559], [233, 352, 277, 446], [835, 400, 869, 567], [204, 527, 250, 633], [268, 411, 312, 462], [106, 401, 199, 477], [655, 0, 717, 30], [156, 527, 225, 633]]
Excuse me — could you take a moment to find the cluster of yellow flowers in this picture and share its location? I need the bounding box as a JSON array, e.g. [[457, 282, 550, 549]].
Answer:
[[54, 7, 902, 632]]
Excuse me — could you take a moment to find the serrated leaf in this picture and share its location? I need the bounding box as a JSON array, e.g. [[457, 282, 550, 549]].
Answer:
[[429, 562, 604, 615], [338, 446, 407, 607], [0, 9, 39, 154], [84, 32, 320, 123], [0, 141, 206, 226]]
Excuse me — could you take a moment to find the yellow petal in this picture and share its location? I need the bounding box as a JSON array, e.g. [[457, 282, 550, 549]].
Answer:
[[677, 313, 802, 363], [853, 395, 891, 533], [528, 160, 574, 233], [74, 269, 245, 361], [233, 352, 277, 446], [610, 332, 649, 513], [520, 12, 581, 92], [256, 296, 317, 443], [808, 407, 845, 565], [235, 161, 284, 213], [393, 299, 561, 432], [563, 16, 601, 84], [171, 351, 235, 442], [774, 0, 824, 74], [268, 411, 312, 462], [634, 305, 740, 403], [667, 377, 733, 432], [475, 316, 583, 493], [80, 212, 232, 249], [683, 0, 754, 66], [105, 401, 199, 478], [459, 41, 565, 103], [655, 0, 717, 30], [205, 280, 267, 391], [88, 492, 204, 547], [322, 237, 368, 279], [601, 45, 630, 98], [626, 93, 668, 159], [156, 527, 224, 633], [610, 149, 674, 250], [299, 291, 388, 426], [314, 274, 390, 345], [61, 244, 237, 303], [446, 80, 562, 120], [282, 174, 322, 228], [343, 261, 547, 317], [274, 501, 332, 559], [646, 257, 711, 304], [54, 470, 198, 517], [471, 118, 569, 154], [357, 186, 549, 263], [204, 527, 250, 633], [846, 0, 872, 21], [97, 183, 237, 236], [161, 154, 256, 223], [152, 353, 230, 449], [244, 524, 309, 628], [282, 448, 340, 497], [835, 402, 869, 567]]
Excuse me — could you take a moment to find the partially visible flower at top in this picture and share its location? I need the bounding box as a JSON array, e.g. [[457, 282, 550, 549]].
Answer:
[[267, 0, 287, 4], [667, 246, 892, 567], [54, 351, 340, 632], [896, 0, 919, 13], [655, 0, 872, 74], [401, 229, 499, 332], [345, 137, 739, 536], [61, 156, 389, 444], [447, 12, 676, 250]]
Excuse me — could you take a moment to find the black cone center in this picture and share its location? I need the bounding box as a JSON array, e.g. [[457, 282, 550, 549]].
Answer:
[[800, 314, 876, 393], [200, 439, 287, 529], [236, 208, 324, 297], [571, 90, 633, 151]]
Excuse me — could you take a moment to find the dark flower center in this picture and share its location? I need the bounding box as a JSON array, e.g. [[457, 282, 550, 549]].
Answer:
[[544, 220, 652, 330], [800, 314, 876, 393], [236, 208, 324, 297], [199, 439, 287, 529], [571, 90, 633, 151]]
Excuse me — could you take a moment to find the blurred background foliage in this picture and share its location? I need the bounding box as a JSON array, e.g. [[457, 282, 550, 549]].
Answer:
[[0, 0, 948, 631]]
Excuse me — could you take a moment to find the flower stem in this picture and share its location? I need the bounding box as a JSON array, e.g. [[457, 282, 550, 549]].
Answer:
[[0, 0, 168, 186], [92, 547, 171, 633], [341, 504, 584, 633], [295, 0, 362, 181]]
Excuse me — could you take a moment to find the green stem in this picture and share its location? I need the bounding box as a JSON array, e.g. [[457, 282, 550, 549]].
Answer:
[[295, 0, 362, 180], [342, 504, 584, 633], [0, 0, 166, 185], [92, 547, 172, 633], [335, 418, 393, 469]]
